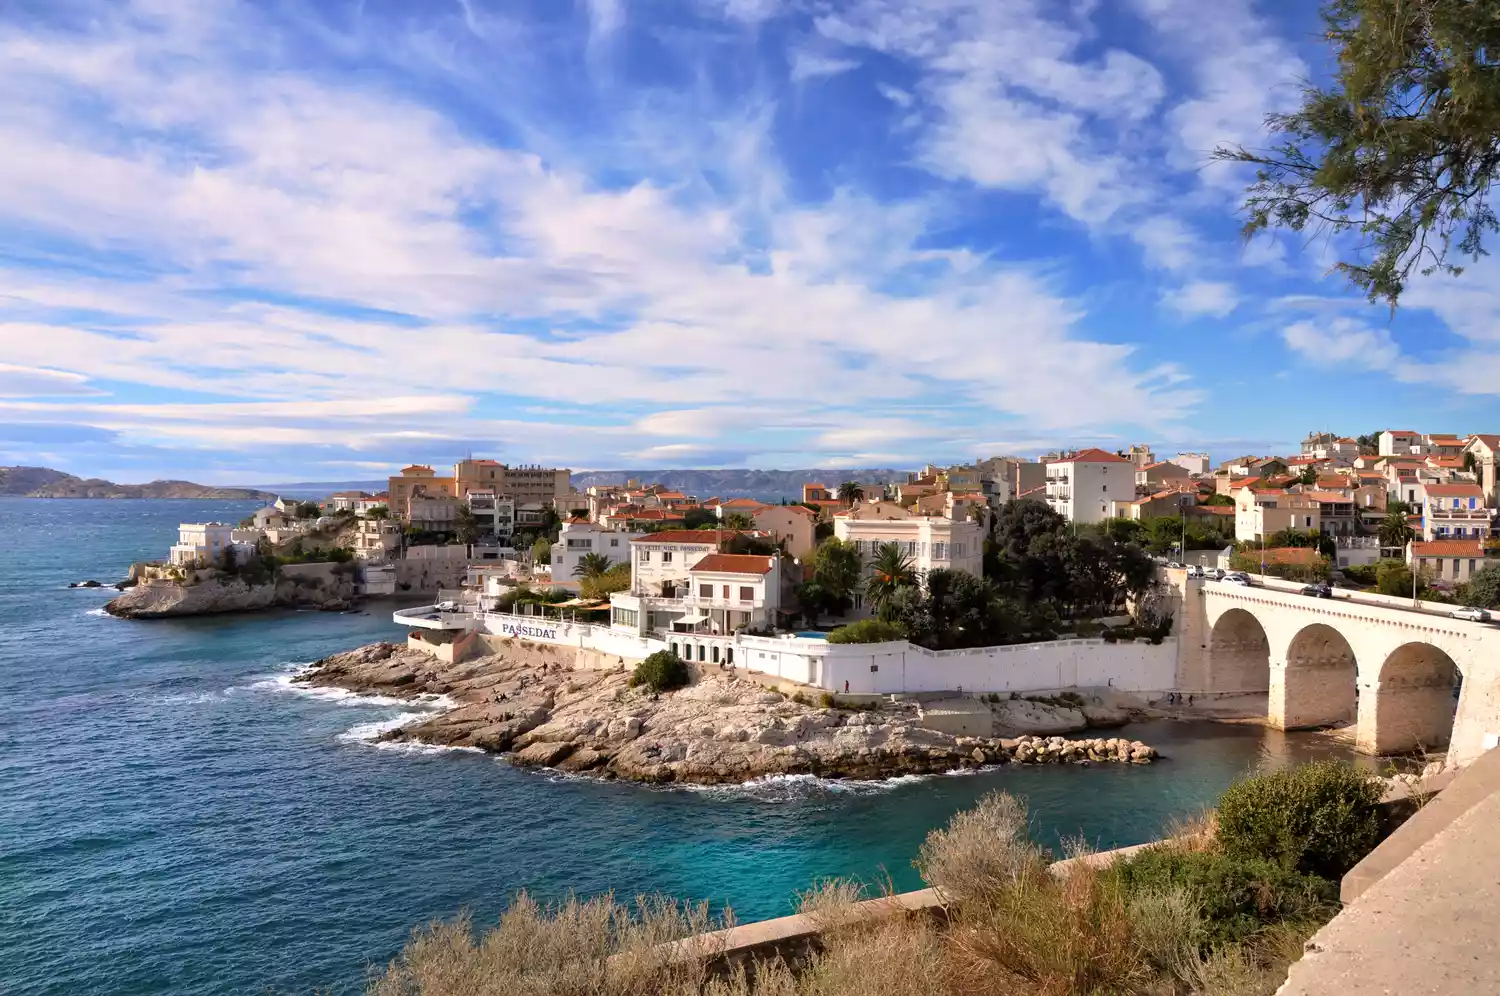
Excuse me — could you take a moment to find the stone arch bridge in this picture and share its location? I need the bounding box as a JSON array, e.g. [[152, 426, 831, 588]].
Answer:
[[1173, 577, 1500, 765]]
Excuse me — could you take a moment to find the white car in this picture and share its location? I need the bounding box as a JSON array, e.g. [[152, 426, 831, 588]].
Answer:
[[1187, 565, 1205, 578], [1222, 573, 1252, 586], [1450, 606, 1493, 623]]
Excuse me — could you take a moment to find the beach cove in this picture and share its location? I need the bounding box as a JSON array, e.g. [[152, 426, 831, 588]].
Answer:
[[2, 499, 1386, 996]]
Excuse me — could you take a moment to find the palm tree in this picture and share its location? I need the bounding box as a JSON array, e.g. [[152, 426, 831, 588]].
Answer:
[[837, 481, 865, 505], [722, 512, 754, 530], [865, 541, 917, 619], [1378, 510, 1415, 550], [573, 552, 612, 579]]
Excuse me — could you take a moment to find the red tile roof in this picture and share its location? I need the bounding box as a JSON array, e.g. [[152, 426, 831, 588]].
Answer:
[[633, 530, 743, 545], [1300, 491, 1356, 503], [1250, 547, 1323, 566], [1424, 483, 1484, 498], [721, 497, 764, 508], [688, 553, 775, 575], [1058, 447, 1131, 464], [1468, 434, 1500, 449], [1411, 540, 1484, 557]]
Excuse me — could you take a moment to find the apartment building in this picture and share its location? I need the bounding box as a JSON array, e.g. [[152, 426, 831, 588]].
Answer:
[[1410, 539, 1489, 587], [1466, 435, 1500, 507], [386, 459, 574, 522], [1136, 461, 1193, 492], [751, 504, 816, 559], [465, 490, 515, 542], [833, 516, 984, 578], [169, 522, 236, 567], [1044, 448, 1132, 524], [1169, 452, 1211, 476], [1423, 483, 1492, 540], [551, 520, 643, 581], [1233, 488, 1321, 542], [1378, 430, 1423, 457]]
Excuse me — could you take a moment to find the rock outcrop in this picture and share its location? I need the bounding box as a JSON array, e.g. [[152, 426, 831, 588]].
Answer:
[[105, 572, 355, 618], [297, 641, 1159, 785]]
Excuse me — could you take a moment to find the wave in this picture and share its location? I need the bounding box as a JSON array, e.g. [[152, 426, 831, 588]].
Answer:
[[336, 712, 432, 743], [84, 608, 110, 618], [533, 767, 984, 802], [243, 669, 452, 710]]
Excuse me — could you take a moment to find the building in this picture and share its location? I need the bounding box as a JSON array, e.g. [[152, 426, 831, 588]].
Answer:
[[1422, 483, 1492, 540], [1233, 488, 1321, 542], [251, 506, 287, 529], [354, 494, 389, 516], [627, 530, 742, 597], [1465, 435, 1500, 507], [803, 483, 832, 503], [716, 497, 766, 520], [751, 504, 816, 559], [169, 523, 236, 567], [325, 490, 370, 512], [1044, 448, 1133, 524], [1126, 443, 1155, 467], [551, 520, 643, 582], [1169, 452, 1210, 476], [465, 490, 515, 542], [386, 459, 573, 522], [1136, 461, 1193, 492], [407, 492, 463, 532], [353, 518, 403, 561], [1300, 492, 1358, 535], [1379, 430, 1423, 457], [840, 499, 910, 521], [833, 516, 984, 578], [1424, 434, 1467, 458], [1113, 490, 1197, 521], [678, 553, 783, 635], [1409, 539, 1489, 588], [386, 465, 456, 515]]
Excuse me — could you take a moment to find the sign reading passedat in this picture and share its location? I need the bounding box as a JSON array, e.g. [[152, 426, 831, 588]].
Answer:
[[497, 620, 561, 642]]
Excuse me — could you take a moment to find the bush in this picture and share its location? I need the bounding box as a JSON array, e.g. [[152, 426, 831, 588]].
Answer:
[[819, 691, 836, 709], [826, 619, 907, 644], [1106, 846, 1338, 948], [1215, 760, 1384, 880], [628, 650, 690, 693], [1340, 562, 1378, 587], [917, 791, 1042, 910]]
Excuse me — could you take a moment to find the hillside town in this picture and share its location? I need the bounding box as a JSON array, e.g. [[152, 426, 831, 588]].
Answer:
[[152, 431, 1500, 620]]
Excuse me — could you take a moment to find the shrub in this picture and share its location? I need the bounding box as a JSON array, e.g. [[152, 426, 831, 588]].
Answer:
[[629, 650, 690, 693], [917, 791, 1043, 910], [1215, 760, 1384, 880], [819, 691, 836, 709], [1105, 846, 1338, 948], [826, 619, 907, 644]]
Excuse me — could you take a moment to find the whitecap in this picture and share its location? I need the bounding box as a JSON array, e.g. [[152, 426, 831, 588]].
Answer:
[[242, 670, 450, 710], [337, 712, 431, 743], [85, 607, 110, 618]]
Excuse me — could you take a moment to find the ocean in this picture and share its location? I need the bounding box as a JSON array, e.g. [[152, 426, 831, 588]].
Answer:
[[0, 498, 1372, 996]]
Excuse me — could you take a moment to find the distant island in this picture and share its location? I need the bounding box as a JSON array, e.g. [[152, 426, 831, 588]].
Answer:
[[0, 466, 277, 500]]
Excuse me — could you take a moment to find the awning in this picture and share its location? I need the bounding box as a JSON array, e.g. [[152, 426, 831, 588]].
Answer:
[[674, 612, 708, 626]]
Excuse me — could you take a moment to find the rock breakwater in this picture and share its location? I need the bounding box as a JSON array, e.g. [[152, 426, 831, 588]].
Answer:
[[297, 641, 1158, 785]]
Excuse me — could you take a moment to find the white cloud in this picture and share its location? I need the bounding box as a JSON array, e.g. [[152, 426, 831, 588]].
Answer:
[[789, 49, 860, 82], [0, 363, 102, 397], [1162, 281, 1239, 319], [1134, 217, 1203, 272], [1281, 319, 1400, 370], [875, 82, 914, 107]]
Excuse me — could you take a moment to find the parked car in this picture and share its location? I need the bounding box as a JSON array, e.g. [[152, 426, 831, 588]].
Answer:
[[1187, 565, 1205, 578], [1166, 561, 1183, 569], [1450, 606, 1493, 623], [1222, 572, 1251, 585], [1210, 568, 1227, 581], [1300, 583, 1334, 599]]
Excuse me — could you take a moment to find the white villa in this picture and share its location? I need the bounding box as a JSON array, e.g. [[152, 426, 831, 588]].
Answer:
[[169, 523, 237, 567], [607, 530, 783, 640], [1045, 448, 1133, 524], [551, 520, 643, 582], [833, 516, 983, 578]]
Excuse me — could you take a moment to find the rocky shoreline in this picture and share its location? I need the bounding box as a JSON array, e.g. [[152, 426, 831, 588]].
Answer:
[[297, 641, 1159, 785], [105, 575, 356, 618]]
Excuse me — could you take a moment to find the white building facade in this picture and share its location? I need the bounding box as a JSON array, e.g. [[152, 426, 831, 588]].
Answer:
[[1044, 448, 1133, 524], [833, 516, 984, 577], [169, 523, 236, 567], [552, 520, 644, 581]]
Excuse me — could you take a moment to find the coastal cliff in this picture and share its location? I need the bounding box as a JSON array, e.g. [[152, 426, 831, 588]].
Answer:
[[299, 641, 1158, 784], [105, 569, 356, 618], [0, 464, 275, 499]]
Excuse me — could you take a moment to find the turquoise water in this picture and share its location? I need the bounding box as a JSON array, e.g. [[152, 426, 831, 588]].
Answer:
[[0, 499, 1372, 996]]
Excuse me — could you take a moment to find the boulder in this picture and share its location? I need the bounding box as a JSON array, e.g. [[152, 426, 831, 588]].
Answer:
[[512, 741, 576, 768]]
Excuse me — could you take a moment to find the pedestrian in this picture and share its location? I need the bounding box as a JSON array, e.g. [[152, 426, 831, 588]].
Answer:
[[844, 680, 849, 693], [1188, 694, 1194, 707]]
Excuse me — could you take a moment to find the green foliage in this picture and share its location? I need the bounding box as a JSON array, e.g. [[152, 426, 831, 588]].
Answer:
[[987, 500, 1160, 615], [294, 501, 321, 519], [722, 512, 754, 530], [886, 568, 1025, 650], [725, 533, 778, 556], [579, 563, 630, 601], [572, 552, 613, 579], [1229, 551, 1331, 582], [1378, 509, 1415, 549], [454, 506, 480, 545], [531, 537, 552, 565], [680, 507, 717, 530], [1107, 847, 1338, 949], [813, 520, 834, 542], [1464, 563, 1500, 608], [1296, 464, 1318, 486], [365, 505, 389, 520], [629, 650, 690, 692], [1213, 0, 1500, 308], [826, 618, 907, 644], [1216, 760, 1385, 880], [1376, 558, 1427, 597], [1202, 493, 1235, 506], [836, 481, 865, 504], [818, 691, 836, 708], [809, 538, 862, 603], [865, 541, 918, 618], [1340, 562, 1379, 587]]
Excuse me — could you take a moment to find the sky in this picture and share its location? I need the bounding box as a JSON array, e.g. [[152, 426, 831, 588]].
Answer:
[[2, 0, 1499, 485]]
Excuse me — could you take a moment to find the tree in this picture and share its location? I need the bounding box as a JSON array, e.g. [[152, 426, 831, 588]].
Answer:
[[295, 501, 321, 519], [580, 563, 631, 601], [1213, 0, 1500, 308], [865, 541, 917, 619], [531, 537, 552, 566], [1378, 510, 1415, 549], [722, 512, 754, 530], [1356, 433, 1380, 454], [1296, 464, 1318, 486], [629, 650, 690, 692], [809, 538, 862, 605], [681, 507, 717, 530], [1377, 558, 1425, 597], [572, 552, 612, 580], [454, 506, 480, 545], [366, 505, 389, 520], [1202, 493, 1235, 507], [1463, 562, 1500, 608], [836, 481, 865, 505], [1387, 497, 1411, 517]]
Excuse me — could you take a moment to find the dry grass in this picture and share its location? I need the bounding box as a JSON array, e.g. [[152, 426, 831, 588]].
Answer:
[[367, 791, 1328, 996]]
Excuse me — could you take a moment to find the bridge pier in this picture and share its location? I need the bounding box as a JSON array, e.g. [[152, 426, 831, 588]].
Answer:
[[1270, 656, 1357, 731]]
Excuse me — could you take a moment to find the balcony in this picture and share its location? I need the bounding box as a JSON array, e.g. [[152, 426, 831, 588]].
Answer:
[[1048, 488, 1071, 501], [682, 594, 766, 611]]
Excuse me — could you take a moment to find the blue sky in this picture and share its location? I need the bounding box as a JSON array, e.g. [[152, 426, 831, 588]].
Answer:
[[2, 0, 1497, 484]]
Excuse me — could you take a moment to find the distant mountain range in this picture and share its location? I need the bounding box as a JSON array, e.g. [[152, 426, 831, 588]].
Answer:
[[0, 466, 277, 500], [570, 468, 907, 500]]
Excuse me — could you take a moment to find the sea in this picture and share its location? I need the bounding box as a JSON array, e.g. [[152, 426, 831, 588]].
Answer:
[[0, 498, 1377, 996]]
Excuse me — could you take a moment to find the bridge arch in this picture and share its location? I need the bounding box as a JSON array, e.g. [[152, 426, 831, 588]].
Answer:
[[1357, 642, 1463, 755], [1273, 622, 1359, 731], [1207, 607, 1270, 692]]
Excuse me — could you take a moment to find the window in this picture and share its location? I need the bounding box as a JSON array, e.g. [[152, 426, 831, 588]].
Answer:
[[722, 585, 730, 599], [611, 539, 619, 547], [712, 646, 720, 664], [640, 551, 651, 562], [698, 645, 706, 662], [699, 584, 712, 598], [1470, 559, 1478, 574], [662, 552, 673, 564], [1471, 498, 1478, 509], [671, 642, 679, 657], [739, 586, 754, 601]]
